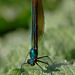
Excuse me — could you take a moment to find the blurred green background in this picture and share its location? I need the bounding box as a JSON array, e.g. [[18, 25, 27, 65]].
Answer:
[[0, 0, 75, 75]]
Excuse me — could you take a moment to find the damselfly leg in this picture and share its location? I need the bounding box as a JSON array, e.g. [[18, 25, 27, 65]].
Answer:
[[36, 63, 43, 75], [37, 60, 50, 75], [20, 52, 30, 75], [20, 63, 28, 75], [37, 56, 55, 66], [24, 52, 30, 63]]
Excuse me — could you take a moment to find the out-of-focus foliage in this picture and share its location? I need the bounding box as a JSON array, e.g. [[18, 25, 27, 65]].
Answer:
[[42, 0, 62, 10], [0, 0, 62, 35], [0, 0, 31, 35], [0, 0, 75, 75]]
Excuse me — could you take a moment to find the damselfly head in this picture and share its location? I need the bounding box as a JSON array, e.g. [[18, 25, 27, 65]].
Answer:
[[27, 59, 35, 66]]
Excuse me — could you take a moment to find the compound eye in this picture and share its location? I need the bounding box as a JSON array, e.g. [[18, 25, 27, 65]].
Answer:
[[33, 59, 37, 63], [27, 60, 30, 64]]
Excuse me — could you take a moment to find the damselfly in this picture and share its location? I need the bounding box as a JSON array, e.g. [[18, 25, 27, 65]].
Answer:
[[20, 0, 54, 75]]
